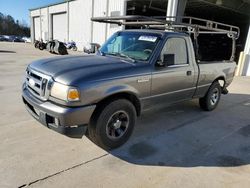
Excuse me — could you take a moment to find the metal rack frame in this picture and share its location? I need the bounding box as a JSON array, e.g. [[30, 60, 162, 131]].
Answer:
[[91, 15, 240, 61]]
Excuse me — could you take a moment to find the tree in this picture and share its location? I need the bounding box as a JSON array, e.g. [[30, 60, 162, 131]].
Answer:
[[0, 12, 30, 37]]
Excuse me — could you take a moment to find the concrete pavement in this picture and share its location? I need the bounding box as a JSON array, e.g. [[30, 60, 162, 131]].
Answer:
[[0, 42, 250, 188]]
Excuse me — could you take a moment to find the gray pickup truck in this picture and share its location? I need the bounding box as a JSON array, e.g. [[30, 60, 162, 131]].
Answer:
[[22, 16, 238, 149]]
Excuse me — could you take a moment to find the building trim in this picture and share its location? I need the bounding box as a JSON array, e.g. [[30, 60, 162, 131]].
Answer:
[[29, 0, 76, 11]]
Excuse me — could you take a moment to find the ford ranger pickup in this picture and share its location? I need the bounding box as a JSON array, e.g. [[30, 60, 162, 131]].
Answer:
[[22, 16, 239, 149]]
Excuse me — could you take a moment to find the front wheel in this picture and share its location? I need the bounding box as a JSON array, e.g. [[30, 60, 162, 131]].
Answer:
[[199, 81, 222, 111], [88, 99, 136, 150], [72, 46, 77, 51]]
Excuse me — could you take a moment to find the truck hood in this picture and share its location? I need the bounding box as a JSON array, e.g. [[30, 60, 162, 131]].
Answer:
[[29, 55, 136, 85]]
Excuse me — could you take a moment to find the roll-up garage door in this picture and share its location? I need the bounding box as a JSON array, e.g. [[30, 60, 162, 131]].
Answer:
[[52, 13, 67, 42], [34, 17, 41, 40]]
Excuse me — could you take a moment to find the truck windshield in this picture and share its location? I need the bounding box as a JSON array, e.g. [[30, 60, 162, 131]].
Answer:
[[99, 32, 160, 62]]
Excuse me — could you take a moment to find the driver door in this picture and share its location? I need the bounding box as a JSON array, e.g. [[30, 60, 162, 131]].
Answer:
[[150, 37, 196, 105]]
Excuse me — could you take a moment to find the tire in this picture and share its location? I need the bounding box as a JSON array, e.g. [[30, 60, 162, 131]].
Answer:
[[199, 81, 222, 111], [39, 43, 44, 50], [72, 46, 77, 51], [88, 99, 136, 150]]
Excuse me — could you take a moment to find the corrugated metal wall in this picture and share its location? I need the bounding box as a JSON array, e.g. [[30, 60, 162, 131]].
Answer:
[[41, 8, 49, 41], [92, 0, 108, 45], [69, 0, 92, 49], [30, 0, 126, 49], [92, 0, 126, 45], [107, 0, 125, 39]]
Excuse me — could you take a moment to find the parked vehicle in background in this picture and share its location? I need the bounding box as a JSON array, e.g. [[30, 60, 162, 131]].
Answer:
[[0, 35, 29, 43], [0, 35, 9, 41], [2, 35, 11, 41], [12, 37, 25, 43], [64, 41, 77, 51], [22, 16, 239, 150], [83, 43, 101, 54], [22, 37, 31, 43]]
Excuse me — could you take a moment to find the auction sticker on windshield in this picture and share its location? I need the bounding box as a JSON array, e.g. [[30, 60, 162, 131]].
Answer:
[[138, 36, 157, 42]]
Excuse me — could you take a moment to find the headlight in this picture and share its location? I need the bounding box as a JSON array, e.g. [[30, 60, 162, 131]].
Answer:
[[50, 82, 80, 102]]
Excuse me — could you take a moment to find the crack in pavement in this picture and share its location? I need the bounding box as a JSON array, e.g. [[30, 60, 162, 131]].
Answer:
[[18, 153, 109, 188]]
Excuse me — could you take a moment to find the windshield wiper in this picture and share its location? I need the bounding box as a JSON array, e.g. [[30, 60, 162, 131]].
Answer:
[[118, 53, 136, 63], [105, 52, 136, 63]]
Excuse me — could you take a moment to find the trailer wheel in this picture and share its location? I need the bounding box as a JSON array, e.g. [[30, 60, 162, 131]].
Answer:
[[199, 81, 221, 111], [88, 99, 136, 150]]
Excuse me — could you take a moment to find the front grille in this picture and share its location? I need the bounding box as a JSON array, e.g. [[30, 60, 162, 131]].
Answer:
[[25, 68, 52, 101]]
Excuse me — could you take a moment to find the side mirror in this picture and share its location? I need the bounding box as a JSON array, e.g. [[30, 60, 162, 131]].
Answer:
[[156, 54, 175, 67], [163, 54, 175, 66]]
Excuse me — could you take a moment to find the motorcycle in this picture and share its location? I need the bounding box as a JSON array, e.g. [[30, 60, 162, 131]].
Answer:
[[64, 41, 77, 51]]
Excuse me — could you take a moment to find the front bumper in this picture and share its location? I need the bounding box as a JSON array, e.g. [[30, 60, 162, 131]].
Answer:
[[22, 86, 96, 137]]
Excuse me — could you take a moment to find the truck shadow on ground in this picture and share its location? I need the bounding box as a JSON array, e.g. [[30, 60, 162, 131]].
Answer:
[[0, 50, 16, 53], [108, 93, 250, 167]]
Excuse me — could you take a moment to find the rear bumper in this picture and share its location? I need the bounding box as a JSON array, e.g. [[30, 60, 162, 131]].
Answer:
[[22, 86, 96, 137]]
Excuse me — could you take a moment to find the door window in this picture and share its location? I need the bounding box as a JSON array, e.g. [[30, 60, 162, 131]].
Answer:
[[161, 38, 188, 65]]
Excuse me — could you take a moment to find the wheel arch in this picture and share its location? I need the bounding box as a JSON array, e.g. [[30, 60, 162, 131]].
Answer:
[[213, 76, 226, 88], [92, 92, 141, 118]]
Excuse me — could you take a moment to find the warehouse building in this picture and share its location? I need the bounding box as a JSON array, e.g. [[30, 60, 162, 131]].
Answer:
[[30, 0, 250, 76]]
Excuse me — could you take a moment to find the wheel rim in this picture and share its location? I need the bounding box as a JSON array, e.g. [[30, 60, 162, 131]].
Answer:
[[106, 110, 129, 140], [210, 88, 219, 106]]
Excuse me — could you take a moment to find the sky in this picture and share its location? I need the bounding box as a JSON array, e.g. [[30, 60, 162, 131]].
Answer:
[[0, 0, 61, 26]]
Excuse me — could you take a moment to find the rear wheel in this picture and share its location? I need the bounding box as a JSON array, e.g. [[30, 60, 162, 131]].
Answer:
[[88, 99, 136, 150], [199, 81, 221, 111]]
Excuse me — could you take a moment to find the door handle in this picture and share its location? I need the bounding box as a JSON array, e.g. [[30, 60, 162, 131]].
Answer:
[[186, 71, 192, 76]]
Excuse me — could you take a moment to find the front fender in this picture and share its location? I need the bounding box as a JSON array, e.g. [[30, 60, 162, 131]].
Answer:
[[80, 79, 145, 105], [104, 84, 140, 97]]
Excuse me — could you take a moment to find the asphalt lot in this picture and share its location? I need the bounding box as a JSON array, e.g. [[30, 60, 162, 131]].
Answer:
[[1, 41, 250, 188]]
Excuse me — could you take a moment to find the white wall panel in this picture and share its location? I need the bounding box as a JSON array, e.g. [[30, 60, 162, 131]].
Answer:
[[69, 0, 92, 50], [30, 0, 126, 48], [107, 0, 126, 38], [92, 0, 108, 45], [30, 10, 40, 17], [52, 13, 67, 42], [49, 4, 67, 14], [41, 8, 49, 41]]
